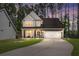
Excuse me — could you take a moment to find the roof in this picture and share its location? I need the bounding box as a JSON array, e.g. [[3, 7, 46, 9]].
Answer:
[[29, 11, 41, 20], [23, 15, 34, 21], [41, 18, 64, 28], [23, 11, 42, 21], [0, 9, 17, 32]]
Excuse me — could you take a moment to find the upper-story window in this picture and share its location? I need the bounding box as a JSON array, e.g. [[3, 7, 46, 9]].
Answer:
[[26, 22, 32, 27], [23, 20, 43, 27], [23, 21, 32, 27]]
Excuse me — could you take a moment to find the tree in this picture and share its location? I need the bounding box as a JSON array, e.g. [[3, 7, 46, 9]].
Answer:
[[72, 4, 75, 36], [48, 3, 55, 18], [16, 4, 25, 32], [36, 3, 47, 18], [77, 3, 79, 37], [67, 4, 70, 37], [16, 3, 33, 31], [57, 3, 64, 21], [64, 13, 69, 37]]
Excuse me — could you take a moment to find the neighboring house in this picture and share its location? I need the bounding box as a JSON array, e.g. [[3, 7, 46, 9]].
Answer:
[[22, 11, 64, 39], [0, 9, 16, 40]]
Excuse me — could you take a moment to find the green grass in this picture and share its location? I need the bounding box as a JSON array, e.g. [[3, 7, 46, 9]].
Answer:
[[0, 38, 42, 54], [65, 38, 79, 56]]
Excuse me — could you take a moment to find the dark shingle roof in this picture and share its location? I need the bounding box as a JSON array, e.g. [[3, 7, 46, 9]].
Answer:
[[41, 18, 64, 28]]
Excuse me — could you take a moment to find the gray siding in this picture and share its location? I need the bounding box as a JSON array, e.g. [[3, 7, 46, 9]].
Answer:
[[0, 10, 16, 40]]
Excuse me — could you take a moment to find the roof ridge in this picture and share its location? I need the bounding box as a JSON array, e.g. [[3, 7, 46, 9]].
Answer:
[[23, 11, 42, 21]]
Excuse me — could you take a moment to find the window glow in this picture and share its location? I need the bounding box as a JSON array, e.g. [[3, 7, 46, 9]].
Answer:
[[26, 22, 32, 26]]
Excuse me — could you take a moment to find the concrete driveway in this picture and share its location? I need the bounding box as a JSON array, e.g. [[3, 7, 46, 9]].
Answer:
[[0, 39, 73, 56]]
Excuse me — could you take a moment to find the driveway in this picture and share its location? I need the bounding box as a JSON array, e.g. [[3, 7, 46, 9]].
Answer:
[[0, 39, 73, 56]]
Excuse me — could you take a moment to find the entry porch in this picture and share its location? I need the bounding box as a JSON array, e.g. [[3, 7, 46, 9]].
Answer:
[[22, 29, 44, 38]]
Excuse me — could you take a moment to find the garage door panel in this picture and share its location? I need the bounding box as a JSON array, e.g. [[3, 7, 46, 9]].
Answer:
[[44, 31, 61, 39]]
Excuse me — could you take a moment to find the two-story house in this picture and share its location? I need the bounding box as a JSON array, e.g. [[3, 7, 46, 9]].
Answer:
[[22, 11, 64, 39]]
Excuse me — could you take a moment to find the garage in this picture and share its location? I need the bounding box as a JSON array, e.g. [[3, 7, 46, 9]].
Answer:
[[44, 31, 63, 39]]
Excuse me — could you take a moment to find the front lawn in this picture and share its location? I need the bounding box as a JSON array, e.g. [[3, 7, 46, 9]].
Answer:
[[0, 38, 42, 54], [65, 38, 79, 56]]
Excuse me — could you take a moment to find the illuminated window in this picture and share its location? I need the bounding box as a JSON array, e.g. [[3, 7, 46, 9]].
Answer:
[[26, 22, 32, 26]]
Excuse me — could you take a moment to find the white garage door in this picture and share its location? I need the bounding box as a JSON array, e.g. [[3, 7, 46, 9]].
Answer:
[[44, 31, 62, 39]]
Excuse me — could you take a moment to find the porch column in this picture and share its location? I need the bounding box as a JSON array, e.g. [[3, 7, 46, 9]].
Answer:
[[24, 30, 26, 38], [22, 29, 24, 38], [34, 29, 36, 38], [41, 30, 43, 38], [61, 29, 64, 39]]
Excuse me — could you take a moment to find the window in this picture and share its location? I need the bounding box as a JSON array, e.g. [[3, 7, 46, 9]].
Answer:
[[26, 22, 32, 27], [23, 21, 33, 27]]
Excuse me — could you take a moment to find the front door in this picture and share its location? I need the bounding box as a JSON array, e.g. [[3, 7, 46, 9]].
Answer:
[[25, 30, 34, 38], [36, 29, 43, 38], [37, 31, 41, 38]]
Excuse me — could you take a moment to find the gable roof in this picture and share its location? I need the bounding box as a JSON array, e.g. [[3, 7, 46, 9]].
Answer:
[[23, 14, 34, 21], [23, 11, 42, 21], [0, 9, 17, 32], [29, 11, 41, 20]]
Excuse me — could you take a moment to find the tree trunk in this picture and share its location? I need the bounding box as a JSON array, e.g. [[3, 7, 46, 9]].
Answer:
[[77, 3, 79, 37], [72, 4, 75, 37], [68, 4, 70, 37]]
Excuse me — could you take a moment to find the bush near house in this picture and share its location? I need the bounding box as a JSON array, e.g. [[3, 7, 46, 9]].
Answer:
[[65, 38, 79, 56], [0, 38, 42, 54]]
